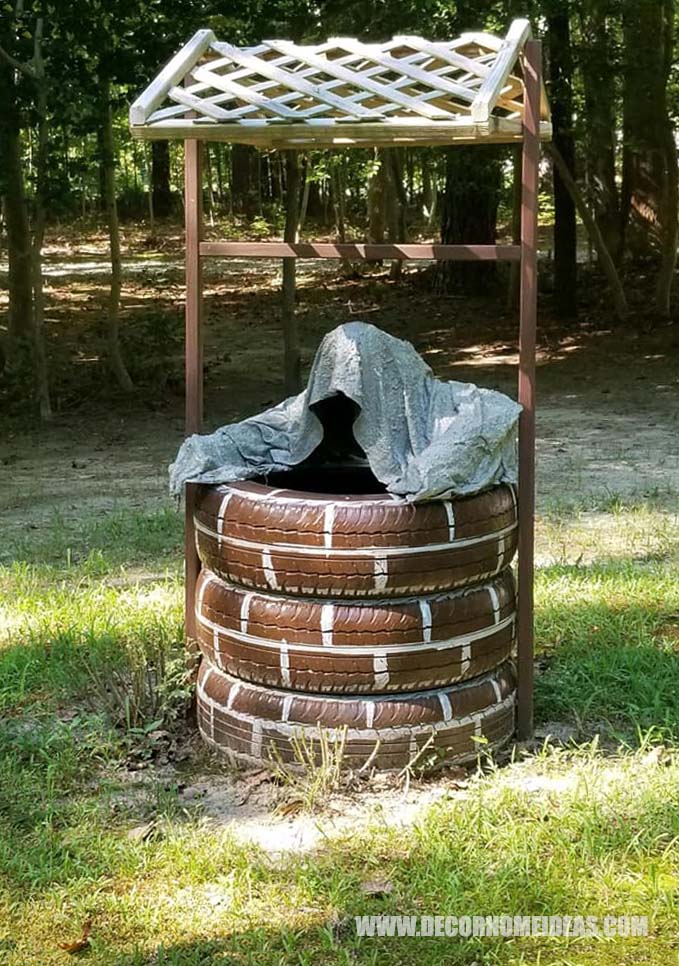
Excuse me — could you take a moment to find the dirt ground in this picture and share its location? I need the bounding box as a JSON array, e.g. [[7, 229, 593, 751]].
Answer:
[[2, 228, 678, 536]]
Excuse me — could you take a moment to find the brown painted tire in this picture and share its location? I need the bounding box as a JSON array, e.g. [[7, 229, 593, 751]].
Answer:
[[197, 660, 516, 771], [194, 478, 517, 598], [196, 567, 516, 694]]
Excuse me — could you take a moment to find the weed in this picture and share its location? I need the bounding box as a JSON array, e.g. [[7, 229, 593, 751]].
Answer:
[[269, 725, 348, 811]]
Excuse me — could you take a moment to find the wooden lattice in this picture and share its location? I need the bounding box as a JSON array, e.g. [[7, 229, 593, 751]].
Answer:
[[130, 19, 551, 146]]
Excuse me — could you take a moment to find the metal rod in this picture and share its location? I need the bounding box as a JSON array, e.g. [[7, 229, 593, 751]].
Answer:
[[184, 138, 203, 667], [516, 39, 541, 741], [199, 241, 521, 261]]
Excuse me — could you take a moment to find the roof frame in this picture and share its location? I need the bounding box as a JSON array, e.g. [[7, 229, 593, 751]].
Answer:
[[129, 19, 551, 147]]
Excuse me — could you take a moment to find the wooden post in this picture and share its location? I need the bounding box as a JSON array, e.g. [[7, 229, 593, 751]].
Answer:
[[282, 151, 302, 394], [184, 138, 203, 662], [516, 40, 541, 740]]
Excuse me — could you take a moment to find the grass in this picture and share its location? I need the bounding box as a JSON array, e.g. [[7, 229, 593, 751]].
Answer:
[[1, 494, 679, 964]]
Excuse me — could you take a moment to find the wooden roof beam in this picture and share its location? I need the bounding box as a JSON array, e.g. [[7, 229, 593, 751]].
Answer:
[[129, 28, 215, 126], [471, 19, 530, 122]]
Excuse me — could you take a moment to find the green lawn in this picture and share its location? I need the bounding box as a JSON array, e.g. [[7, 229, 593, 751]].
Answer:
[[1, 495, 679, 964]]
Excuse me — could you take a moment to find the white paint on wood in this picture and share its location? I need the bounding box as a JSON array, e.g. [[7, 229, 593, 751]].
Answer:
[[471, 19, 531, 122], [129, 29, 216, 125], [130, 116, 552, 147], [130, 22, 551, 147]]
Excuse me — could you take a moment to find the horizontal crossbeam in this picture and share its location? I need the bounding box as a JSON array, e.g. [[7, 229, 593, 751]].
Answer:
[[198, 242, 521, 261]]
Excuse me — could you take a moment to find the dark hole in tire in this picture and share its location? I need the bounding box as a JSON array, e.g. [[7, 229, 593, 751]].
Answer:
[[256, 462, 387, 495]]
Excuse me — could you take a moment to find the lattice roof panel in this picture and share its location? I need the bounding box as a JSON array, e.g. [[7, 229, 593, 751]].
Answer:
[[129, 19, 551, 147]]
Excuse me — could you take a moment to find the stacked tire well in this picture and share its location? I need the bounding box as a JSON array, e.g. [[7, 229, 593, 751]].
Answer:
[[193, 468, 518, 771]]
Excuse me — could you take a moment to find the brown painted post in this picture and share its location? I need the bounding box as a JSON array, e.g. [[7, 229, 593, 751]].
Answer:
[[516, 39, 541, 740], [184, 138, 203, 663]]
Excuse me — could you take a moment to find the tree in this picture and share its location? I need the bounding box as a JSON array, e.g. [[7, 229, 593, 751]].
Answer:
[[0, 38, 32, 374], [621, 0, 678, 315], [438, 146, 503, 295], [435, 0, 506, 295], [0, 9, 52, 419], [99, 73, 134, 391], [578, 0, 623, 263], [547, 2, 577, 318], [231, 144, 258, 216], [151, 141, 172, 218]]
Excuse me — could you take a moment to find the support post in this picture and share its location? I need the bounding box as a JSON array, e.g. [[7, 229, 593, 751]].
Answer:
[[516, 39, 541, 740], [184, 139, 203, 664]]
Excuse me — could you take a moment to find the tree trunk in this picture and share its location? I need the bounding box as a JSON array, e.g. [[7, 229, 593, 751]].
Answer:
[[384, 148, 407, 279], [506, 146, 522, 312], [621, 0, 677, 268], [547, 143, 628, 322], [437, 146, 501, 294], [146, 143, 154, 226], [366, 149, 385, 264], [306, 179, 323, 219], [0, 13, 52, 413], [579, 0, 623, 263], [331, 158, 352, 277], [205, 144, 215, 227], [100, 76, 133, 391], [422, 154, 434, 221], [655, 118, 679, 316], [214, 144, 225, 207], [547, 5, 578, 318], [297, 156, 310, 235], [31, 71, 52, 420], [231, 144, 257, 215], [282, 151, 301, 394], [1, 124, 33, 372], [405, 149, 414, 206], [151, 140, 172, 218], [5, 16, 54, 420]]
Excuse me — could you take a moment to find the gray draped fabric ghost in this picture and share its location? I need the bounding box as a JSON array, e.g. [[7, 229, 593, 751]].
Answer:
[[170, 322, 521, 502]]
